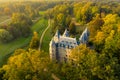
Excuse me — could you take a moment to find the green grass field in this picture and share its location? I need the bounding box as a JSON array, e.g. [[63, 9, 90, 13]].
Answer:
[[0, 18, 48, 67], [0, 37, 31, 66], [32, 19, 48, 37], [39, 11, 45, 16], [41, 20, 53, 52]]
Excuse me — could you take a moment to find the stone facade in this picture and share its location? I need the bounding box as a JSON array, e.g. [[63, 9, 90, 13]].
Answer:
[[49, 27, 89, 62]]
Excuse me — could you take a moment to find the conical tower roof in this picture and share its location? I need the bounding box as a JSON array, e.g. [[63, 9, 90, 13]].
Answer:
[[79, 27, 89, 43], [63, 29, 69, 37], [54, 30, 60, 38]]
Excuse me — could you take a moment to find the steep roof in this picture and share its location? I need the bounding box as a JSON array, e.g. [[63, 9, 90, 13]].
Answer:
[[62, 29, 69, 37], [79, 27, 89, 43], [54, 30, 60, 38]]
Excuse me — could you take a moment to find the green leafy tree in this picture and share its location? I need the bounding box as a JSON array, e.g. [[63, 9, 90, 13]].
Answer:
[[25, 5, 39, 19], [0, 29, 13, 43], [69, 22, 76, 34], [9, 13, 32, 38], [75, 2, 93, 24], [65, 15, 72, 27], [11, 13, 32, 26]]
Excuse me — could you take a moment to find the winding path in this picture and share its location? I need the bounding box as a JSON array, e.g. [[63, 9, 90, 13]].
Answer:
[[39, 19, 50, 50], [0, 19, 11, 25]]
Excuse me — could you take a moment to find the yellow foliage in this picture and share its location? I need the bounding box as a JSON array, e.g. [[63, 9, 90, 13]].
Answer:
[[57, 13, 64, 22], [69, 44, 94, 62], [2, 65, 9, 71], [33, 31, 38, 38], [101, 25, 113, 34], [81, 2, 91, 15], [105, 30, 115, 43], [95, 31, 106, 44], [118, 26, 120, 32], [103, 14, 118, 25]]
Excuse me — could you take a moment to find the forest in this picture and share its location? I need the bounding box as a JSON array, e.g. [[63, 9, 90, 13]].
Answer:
[[0, 0, 120, 80]]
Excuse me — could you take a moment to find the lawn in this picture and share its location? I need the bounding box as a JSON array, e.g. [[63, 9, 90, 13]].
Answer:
[[39, 11, 45, 16], [31, 19, 48, 37], [41, 20, 53, 52], [0, 18, 48, 67], [0, 37, 32, 66]]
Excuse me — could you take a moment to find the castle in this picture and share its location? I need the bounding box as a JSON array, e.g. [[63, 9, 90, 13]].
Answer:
[[49, 27, 89, 62]]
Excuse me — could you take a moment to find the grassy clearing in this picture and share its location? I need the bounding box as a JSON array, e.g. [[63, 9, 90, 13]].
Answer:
[[0, 18, 48, 67], [0, 37, 31, 66], [39, 11, 45, 16], [41, 20, 53, 53], [32, 19, 48, 37]]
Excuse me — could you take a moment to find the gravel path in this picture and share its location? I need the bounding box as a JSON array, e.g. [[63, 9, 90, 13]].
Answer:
[[0, 19, 11, 25], [39, 19, 50, 50]]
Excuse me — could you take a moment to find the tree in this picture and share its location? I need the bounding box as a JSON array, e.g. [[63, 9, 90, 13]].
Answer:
[[9, 13, 32, 38], [0, 29, 13, 43], [95, 31, 106, 45], [93, 31, 106, 52], [44, 9, 53, 19], [7, 25, 21, 39], [4, 7, 11, 15], [103, 14, 119, 25], [29, 32, 39, 49], [25, 5, 39, 19], [89, 14, 104, 41], [2, 49, 51, 80], [11, 13, 32, 26], [49, 3, 73, 34], [103, 29, 120, 58], [75, 2, 93, 24], [69, 22, 76, 34], [0, 68, 5, 80], [67, 44, 120, 80], [65, 15, 72, 27], [64, 45, 98, 80], [56, 13, 66, 33], [57, 13, 65, 26]]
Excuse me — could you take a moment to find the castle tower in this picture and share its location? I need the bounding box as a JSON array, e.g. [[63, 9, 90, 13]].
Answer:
[[79, 27, 89, 44], [49, 39, 56, 60], [63, 29, 69, 37], [54, 30, 60, 43], [49, 27, 90, 62]]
